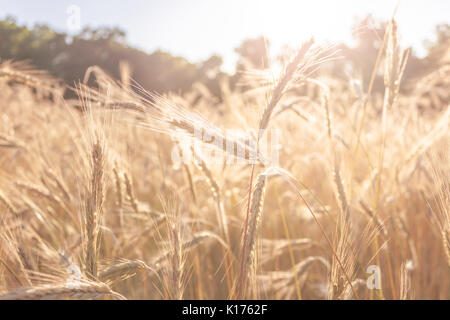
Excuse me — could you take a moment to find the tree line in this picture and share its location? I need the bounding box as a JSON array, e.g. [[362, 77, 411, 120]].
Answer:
[[0, 15, 448, 98]]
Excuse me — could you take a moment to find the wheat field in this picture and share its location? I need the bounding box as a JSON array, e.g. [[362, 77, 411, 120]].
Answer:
[[0, 19, 449, 300]]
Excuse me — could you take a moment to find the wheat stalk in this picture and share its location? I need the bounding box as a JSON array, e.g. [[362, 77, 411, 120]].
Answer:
[[124, 172, 139, 213], [112, 167, 123, 208], [0, 190, 16, 214]]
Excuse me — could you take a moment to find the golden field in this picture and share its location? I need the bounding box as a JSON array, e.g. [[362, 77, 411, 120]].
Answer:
[[0, 19, 449, 300]]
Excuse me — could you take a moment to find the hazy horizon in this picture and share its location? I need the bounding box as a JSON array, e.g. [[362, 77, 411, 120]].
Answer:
[[1, 0, 449, 71]]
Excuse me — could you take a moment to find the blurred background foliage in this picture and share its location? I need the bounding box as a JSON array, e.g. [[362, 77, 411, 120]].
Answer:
[[0, 15, 448, 98]]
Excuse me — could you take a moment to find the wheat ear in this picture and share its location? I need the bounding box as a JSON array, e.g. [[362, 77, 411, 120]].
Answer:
[[85, 141, 104, 279], [0, 282, 125, 300], [258, 39, 314, 137], [99, 260, 156, 283], [238, 173, 267, 297]]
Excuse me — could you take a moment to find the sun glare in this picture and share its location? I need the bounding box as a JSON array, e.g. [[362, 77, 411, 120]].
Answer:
[[243, 1, 360, 50]]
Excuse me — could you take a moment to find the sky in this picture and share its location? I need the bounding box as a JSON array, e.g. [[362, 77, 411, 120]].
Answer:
[[1, 0, 449, 72]]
